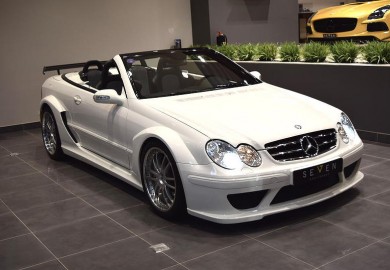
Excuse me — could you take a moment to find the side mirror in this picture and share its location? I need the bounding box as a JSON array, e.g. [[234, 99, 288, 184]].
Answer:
[[250, 71, 262, 81], [93, 89, 123, 105]]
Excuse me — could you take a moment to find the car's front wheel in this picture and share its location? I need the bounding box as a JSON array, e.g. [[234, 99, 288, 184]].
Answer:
[[41, 107, 64, 160], [141, 141, 186, 219]]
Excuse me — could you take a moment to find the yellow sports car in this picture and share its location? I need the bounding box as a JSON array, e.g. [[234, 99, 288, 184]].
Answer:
[[307, 0, 390, 42]]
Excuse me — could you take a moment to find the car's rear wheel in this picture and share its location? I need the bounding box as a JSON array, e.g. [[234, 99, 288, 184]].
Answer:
[[141, 141, 186, 219], [41, 108, 64, 160]]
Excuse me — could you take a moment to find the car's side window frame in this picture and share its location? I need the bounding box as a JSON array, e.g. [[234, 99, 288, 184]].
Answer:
[[61, 73, 98, 94]]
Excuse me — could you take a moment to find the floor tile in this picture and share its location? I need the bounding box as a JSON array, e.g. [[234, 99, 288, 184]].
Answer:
[[25, 260, 66, 270], [0, 172, 53, 196], [322, 199, 390, 239], [36, 215, 133, 257], [18, 148, 53, 162], [0, 147, 10, 157], [43, 164, 94, 182], [25, 128, 43, 137], [0, 212, 30, 240], [0, 131, 31, 140], [369, 190, 390, 206], [1, 184, 74, 212], [0, 155, 23, 167], [81, 187, 144, 213], [257, 220, 374, 267], [60, 237, 175, 270], [141, 221, 249, 263], [362, 160, 390, 180], [0, 234, 54, 270], [0, 134, 42, 148], [163, 265, 187, 270], [3, 141, 43, 155], [360, 154, 387, 169], [184, 239, 313, 270], [0, 201, 10, 215], [16, 198, 101, 232], [108, 204, 175, 235], [60, 174, 119, 196], [26, 159, 73, 175], [319, 242, 390, 270], [0, 162, 37, 180], [353, 174, 390, 199], [363, 143, 390, 159]]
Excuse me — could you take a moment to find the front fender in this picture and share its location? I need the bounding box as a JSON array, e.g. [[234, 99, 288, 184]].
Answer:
[[40, 95, 75, 146], [131, 126, 210, 178], [40, 95, 67, 117]]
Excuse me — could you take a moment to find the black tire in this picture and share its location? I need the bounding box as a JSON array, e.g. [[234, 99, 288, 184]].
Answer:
[[41, 107, 64, 160], [141, 141, 186, 219]]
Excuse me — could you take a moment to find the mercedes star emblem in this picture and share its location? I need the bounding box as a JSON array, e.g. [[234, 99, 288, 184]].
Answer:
[[300, 136, 319, 156]]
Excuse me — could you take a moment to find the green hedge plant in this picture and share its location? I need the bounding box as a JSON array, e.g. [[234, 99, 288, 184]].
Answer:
[[279, 42, 300, 62], [330, 41, 359, 63], [213, 44, 238, 60], [302, 42, 329, 62], [236, 43, 258, 61], [257, 43, 278, 61], [362, 41, 390, 64], [192, 41, 390, 65]]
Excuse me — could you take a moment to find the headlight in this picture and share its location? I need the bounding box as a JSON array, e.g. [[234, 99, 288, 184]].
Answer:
[[237, 144, 262, 167], [206, 140, 261, 170], [337, 112, 356, 144], [368, 5, 390, 20]]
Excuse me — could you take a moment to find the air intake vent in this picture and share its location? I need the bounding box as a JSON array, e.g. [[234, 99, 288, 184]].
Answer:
[[265, 129, 337, 162]]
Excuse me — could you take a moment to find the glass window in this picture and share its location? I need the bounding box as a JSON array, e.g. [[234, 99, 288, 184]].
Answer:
[[122, 49, 261, 99]]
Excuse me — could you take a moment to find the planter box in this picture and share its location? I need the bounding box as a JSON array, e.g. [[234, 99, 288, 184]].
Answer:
[[239, 61, 390, 144]]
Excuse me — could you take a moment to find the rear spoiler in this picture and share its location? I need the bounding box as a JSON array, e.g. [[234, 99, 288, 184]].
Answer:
[[43, 61, 106, 75]]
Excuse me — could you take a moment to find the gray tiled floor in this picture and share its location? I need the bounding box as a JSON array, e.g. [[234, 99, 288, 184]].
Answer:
[[1, 128, 390, 270]]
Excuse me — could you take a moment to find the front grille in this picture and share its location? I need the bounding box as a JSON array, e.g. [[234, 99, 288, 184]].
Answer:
[[227, 190, 268, 210], [265, 129, 337, 162], [271, 173, 340, 205], [367, 22, 389, 32], [314, 18, 357, 33]]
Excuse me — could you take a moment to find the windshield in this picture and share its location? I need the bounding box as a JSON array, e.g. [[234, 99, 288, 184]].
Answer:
[[121, 48, 261, 99]]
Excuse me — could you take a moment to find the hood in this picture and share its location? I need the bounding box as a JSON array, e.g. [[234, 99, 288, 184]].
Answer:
[[144, 83, 341, 149], [316, 1, 390, 18]]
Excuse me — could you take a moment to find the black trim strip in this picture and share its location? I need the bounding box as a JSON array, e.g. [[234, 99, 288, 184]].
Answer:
[[61, 74, 97, 93], [43, 61, 106, 75], [60, 112, 78, 143]]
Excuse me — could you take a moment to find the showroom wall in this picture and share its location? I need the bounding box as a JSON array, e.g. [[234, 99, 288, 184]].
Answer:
[[298, 0, 355, 11], [207, 0, 299, 44], [0, 0, 193, 128]]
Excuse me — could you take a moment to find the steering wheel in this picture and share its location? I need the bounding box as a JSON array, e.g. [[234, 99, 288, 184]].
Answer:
[[79, 60, 104, 81]]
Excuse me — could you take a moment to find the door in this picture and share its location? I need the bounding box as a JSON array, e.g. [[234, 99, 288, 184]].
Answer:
[[67, 63, 131, 169]]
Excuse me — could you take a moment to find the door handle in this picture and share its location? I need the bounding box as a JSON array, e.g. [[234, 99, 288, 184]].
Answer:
[[74, 95, 82, 105]]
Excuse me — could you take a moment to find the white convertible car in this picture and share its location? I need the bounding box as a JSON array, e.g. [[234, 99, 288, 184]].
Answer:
[[41, 48, 364, 223]]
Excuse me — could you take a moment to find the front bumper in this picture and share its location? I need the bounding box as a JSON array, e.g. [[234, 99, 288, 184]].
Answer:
[[178, 140, 364, 224], [307, 18, 390, 42]]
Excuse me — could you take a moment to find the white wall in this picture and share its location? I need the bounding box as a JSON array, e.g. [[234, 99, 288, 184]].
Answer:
[[0, 0, 192, 127], [298, 0, 355, 12]]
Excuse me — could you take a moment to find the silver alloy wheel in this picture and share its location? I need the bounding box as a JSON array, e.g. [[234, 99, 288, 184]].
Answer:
[[143, 147, 177, 212], [42, 111, 58, 155]]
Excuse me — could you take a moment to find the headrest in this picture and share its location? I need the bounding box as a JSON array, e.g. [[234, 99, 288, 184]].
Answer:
[[159, 52, 187, 68]]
